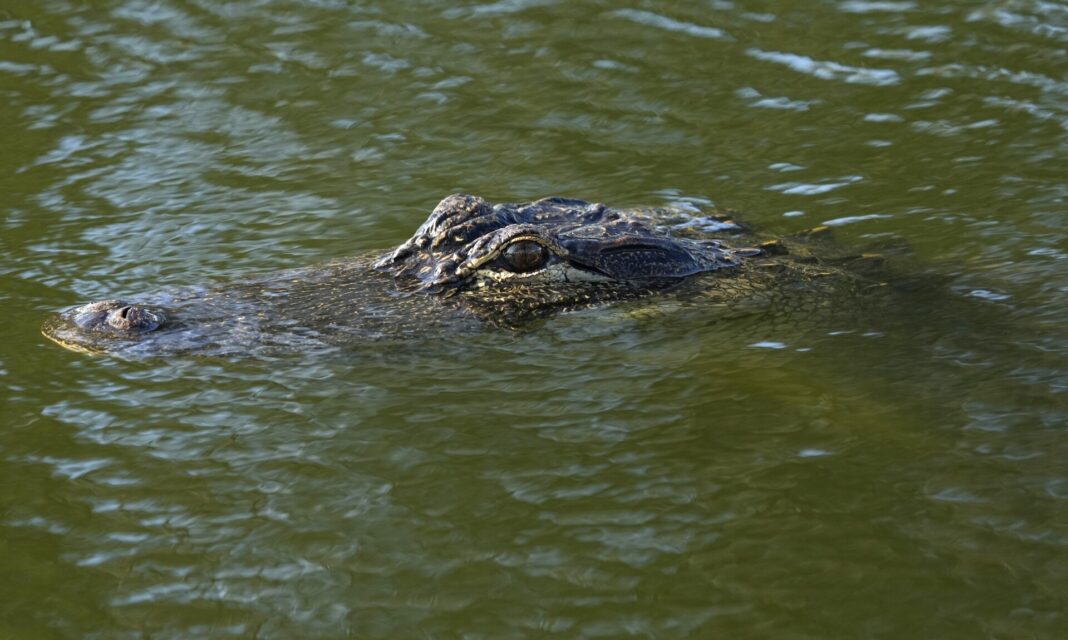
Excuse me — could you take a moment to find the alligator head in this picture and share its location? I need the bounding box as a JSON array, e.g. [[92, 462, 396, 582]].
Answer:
[[45, 194, 761, 354], [373, 194, 751, 321]]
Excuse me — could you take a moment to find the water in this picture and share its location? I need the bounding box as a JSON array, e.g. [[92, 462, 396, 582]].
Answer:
[[3, 0, 1068, 637]]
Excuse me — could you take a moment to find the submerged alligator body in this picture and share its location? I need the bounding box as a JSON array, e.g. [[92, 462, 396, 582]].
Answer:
[[43, 194, 883, 356]]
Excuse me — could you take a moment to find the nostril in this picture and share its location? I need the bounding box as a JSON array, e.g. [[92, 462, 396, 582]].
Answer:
[[71, 300, 165, 334], [107, 305, 141, 330]]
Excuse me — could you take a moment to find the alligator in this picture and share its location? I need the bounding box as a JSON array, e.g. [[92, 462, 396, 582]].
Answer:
[[42, 193, 887, 357]]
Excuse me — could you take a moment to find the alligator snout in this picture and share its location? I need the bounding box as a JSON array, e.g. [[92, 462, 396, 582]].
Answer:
[[73, 300, 165, 333]]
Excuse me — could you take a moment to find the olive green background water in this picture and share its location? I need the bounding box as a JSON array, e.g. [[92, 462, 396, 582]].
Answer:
[[2, 1, 1067, 638]]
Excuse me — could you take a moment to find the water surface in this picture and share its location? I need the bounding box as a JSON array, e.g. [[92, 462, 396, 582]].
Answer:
[[3, 1, 1068, 637]]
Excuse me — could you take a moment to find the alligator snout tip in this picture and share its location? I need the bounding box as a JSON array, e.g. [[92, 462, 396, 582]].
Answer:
[[73, 300, 166, 333]]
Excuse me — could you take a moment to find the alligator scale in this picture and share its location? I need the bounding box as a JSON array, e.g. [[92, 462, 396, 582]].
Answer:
[[43, 194, 883, 356]]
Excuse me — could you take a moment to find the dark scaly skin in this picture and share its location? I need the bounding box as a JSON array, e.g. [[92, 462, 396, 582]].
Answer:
[[41, 194, 882, 356]]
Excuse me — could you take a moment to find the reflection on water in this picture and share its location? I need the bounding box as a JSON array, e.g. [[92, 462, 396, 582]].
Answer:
[[2, 0, 1068, 637]]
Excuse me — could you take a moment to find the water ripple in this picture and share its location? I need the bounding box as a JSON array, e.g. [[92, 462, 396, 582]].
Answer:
[[746, 48, 900, 86], [612, 9, 730, 40]]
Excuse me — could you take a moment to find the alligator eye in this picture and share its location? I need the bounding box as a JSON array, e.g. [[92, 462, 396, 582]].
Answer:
[[502, 240, 549, 273]]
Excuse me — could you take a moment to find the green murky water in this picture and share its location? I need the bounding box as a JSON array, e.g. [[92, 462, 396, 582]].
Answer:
[[3, 1, 1068, 637]]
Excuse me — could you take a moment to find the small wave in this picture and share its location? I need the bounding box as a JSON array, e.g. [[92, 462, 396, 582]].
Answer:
[[446, 0, 557, 18], [821, 213, 893, 226], [613, 9, 729, 40], [768, 176, 864, 196], [839, 1, 916, 13], [746, 49, 900, 86]]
